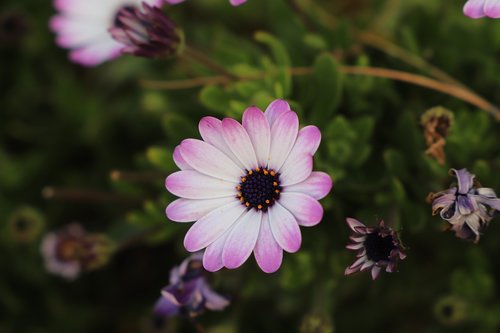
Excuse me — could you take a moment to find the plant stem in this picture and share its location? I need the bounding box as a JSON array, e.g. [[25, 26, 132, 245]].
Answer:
[[183, 45, 238, 80], [110, 170, 164, 183], [285, 0, 316, 32], [140, 66, 500, 120]]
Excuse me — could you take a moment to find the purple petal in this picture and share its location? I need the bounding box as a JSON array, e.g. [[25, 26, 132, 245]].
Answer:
[[230, 0, 247, 5], [222, 209, 262, 269], [268, 112, 299, 170], [166, 197, 235, 222], [183, 201, 246, 252], [166, 170, 236, 199], [485, 0, 500, 18], [371, 266, 382, 280], [254, 214, 283, 273], [456, 195, 477, 215], [173, 145, 193, 170], [285, 172, 333, 200], [203, 225, 233, 272], [268, 203, 302, 253], [451, 168, 475, 195], [346, 218, 366, 232], [221, 118, 258, 171], [153, 296, 180, 317], [242, 106, 271, 167], [200, 281, 230, 310], [279, 192, 323, 227], [464, 0, 487, 18], [264, 99, 291, 127]]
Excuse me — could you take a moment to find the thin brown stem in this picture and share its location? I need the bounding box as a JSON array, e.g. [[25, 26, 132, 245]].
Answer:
[[183, 46, 238, 80], [110, 170, 165, 183], [140, 66, 500, 120]]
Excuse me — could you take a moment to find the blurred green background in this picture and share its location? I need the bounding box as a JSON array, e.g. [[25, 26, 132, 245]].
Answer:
[[2, 0, 500, 332]]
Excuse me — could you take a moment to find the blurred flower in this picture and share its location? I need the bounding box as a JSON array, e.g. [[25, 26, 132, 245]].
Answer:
[[434, 296, 467, 326], [109, 3, 181, 59], [7, 206, 45, 244], [430, 168, 500, 243], [420, 106, 454, 165], [154, 253, 229, 318], [41, 223, 114, 279], [165, 99, 332, 273], [464, 0, 500, 18], [166, 0, 247, 6], [345, 218, 406, 280], [50, 0, 163, 66]]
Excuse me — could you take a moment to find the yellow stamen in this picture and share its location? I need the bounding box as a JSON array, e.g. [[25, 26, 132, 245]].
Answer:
[[270, 170, 276, 176], [275, 189, 280, 194], [273, 182, 278, 187], [245, 202, 250, 207], [265, 200, 270, 204], [263, 169, 269, 175], [257, 205, 263, 210], [240, 197, 244, 202], [248, 170, 253, 175], [236, 185, 241, 190], [241, 177, 246, 182]]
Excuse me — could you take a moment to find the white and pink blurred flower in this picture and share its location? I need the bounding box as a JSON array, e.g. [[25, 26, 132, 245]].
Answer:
[[165, 0, 247, 6], [165, 99, 333, 273], [50, 0, 164, 66], [464, 0, 500, 18]]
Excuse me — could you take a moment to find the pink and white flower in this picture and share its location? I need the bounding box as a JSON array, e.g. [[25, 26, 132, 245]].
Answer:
[[165, 0, 247, 6], [165, 100, 332, 273], [464, 0, 500, 18], [50, 0, 164, 66]]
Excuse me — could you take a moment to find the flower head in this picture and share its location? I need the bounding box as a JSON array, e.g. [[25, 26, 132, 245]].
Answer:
[[430, 168, 500, 243], [166, 0, 247, 6], [154, 253, 229, 318], [50, 0, 163, 66], [41, 223, 113, 279], [345, 218, 406, 280], [109, 3, 181, 58], [464, 0, 500, 19], [165, 99, 333, 273]]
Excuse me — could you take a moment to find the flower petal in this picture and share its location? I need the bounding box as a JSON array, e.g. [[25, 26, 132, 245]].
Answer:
[[485, 0, 500, 18], [166, 170, 236, 199], [203, 225, 233, 272], [222, 118, 258, 171], [254, 214, 283, 273], [268, 203, 301, 253], [451, 168, 475, 195], [153, 296, 180, 317], [291, 125, 322, 156], [264, 99, 291, 127], [371, 265, 382, 280], [198, 116, 245, 169], [166, 197, 235, 222], [222, 209, 262, 269], [456, 195, 477, 215], [183, 201, 246, 252], [173, 145, 193, 170], [200, 282, 230, 310], [268, 112, 299, 170], [230, 0, 247, 5], [179, 139, 243, 182], [279, 192, 324, 227], [346, 218, 366, 232], [242, 106, 271, 167], [285, 172, 333, 200], [464, 0, 487, 18]]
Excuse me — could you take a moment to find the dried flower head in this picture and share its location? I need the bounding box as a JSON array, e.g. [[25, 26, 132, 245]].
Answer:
[[420, 106, 454, 165], [165, 99, 333, 273], [464, 0, 500, 19], [154, 254, 229, 318], [345, 218, 406, 280], [429, 168, 500, 243], [109, 3, 182, 59], [40, 223, 114, 279]]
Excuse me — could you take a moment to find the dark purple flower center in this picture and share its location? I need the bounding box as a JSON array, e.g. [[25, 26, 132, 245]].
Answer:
[[364, 232, 396, 262], [237, 167, 281, 211]]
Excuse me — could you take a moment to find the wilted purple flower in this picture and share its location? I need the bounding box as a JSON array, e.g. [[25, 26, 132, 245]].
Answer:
[[50, 0, 163, 66], [109, 3, 181, 59], [430, 168, 500, 243], [41, 223, 113, 279], [166, 0, 247, 6], [154, 254, 229, 318], [165, 99, 332, 273], [464, 0, 500, 18], [345, 218, 406, 280]]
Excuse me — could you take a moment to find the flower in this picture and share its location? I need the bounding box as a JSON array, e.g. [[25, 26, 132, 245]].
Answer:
[[154, 253, 229, 318], [109, 3, 181, 58], [7, 206, 45, 244], [165, 99, 332, 273], [430, 168, 500, 243], [344, 218, 406, 280], [165, 0, 247, 6], [40, 223, 113, 279], [50, 0, 163, 66], [464, 0, 500, 19]]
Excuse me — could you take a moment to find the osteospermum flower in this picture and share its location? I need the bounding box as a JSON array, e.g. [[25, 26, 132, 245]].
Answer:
[[165, 0, 247, 6], [41, 223, 113, 279], [50, 0, 164, 66], [430, 168, 500, 243], [154, 253, 229, 318], [464, 0, 500, 18], [345, 218, 406, 280], [165, 99, 333, 273], [109, 3, 181, 58]]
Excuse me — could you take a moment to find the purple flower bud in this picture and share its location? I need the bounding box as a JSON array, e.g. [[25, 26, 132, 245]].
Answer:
[[110, 2, 182, 59]]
